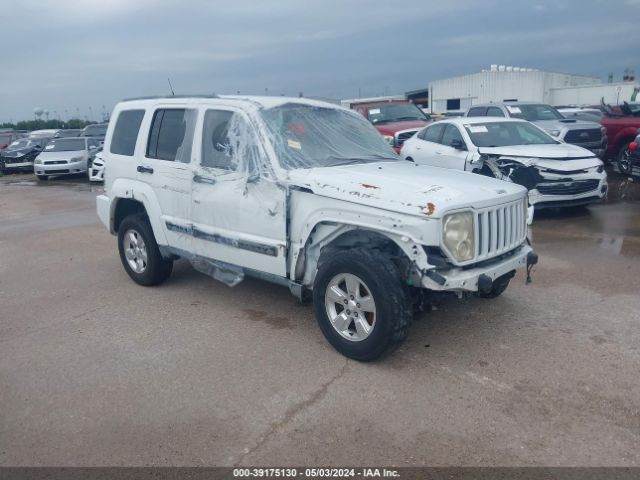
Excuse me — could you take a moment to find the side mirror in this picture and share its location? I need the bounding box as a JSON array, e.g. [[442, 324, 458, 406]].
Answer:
[[451, 139, 467, 151]]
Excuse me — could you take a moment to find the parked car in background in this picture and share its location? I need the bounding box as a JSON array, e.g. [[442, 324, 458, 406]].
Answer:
[[465, 102, 607, 158], [88, 150, 105, 182], [34, 137, 100, 180], [54, 129, 83, 138], [97, 95, 537, 360], [81, 123, 108, 145], [349, 100, 431, 152], [29, 129, 60, 139], [0, 131, 27, 151], [557, 107, 603, 123], [600, 101, 640, 174], [0, 137, 49, 174], [624, 134, 640, 179], [401, 118, 607, 213]]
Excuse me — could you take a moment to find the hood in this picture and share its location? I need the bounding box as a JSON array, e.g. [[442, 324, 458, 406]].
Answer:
[[38, 150, 87, 160], [287, 161, 526, 218], [533, 118, 601, 131], [2, 148, 34, 157], [479, 143, 597, 160], [375, 120, 429, 135], [479, 144, 602, 171]]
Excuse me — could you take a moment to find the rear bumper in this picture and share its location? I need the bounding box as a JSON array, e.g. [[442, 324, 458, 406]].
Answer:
[[421, 245, 532, 292], [96, 194, 111, 231]]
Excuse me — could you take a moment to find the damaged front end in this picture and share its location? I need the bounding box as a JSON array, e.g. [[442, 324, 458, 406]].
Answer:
[[472, 152, 607, 219]]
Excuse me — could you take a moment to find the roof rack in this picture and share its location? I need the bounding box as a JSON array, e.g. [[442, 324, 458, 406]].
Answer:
[[121, 94, 220, 102]]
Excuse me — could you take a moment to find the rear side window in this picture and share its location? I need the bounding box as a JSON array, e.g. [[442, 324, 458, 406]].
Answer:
[[467, 107, 486, 117], [147, 109, 197, 162], [110, 110, 144, 156], [486, 107, 505, 117], [420, 123, 445, 143]]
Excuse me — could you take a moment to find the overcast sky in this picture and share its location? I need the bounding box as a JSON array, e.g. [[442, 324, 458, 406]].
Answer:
[[1, 0, 639, 122]]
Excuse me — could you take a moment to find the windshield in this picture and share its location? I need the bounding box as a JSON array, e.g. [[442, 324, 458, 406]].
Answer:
[[82, 124, 107, 136], [464, 121, 557, 147], [366, 103, 428, 124], [507, 104, 564, 121], [44, 138, 86, 152], [261, 104, 398, 170], [8, 139, 32, 150]]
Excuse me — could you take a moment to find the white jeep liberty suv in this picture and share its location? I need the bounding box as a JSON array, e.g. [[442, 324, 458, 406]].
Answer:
[[97, 95, 537, 361]]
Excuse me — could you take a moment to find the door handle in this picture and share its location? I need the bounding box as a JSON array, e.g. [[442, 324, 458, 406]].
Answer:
[[137, 165, 154, 174], [193, 174, 216, 185]]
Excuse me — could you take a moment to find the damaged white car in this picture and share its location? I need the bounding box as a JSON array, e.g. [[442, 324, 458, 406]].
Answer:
[[97, 96, 537, 361], [400, 118, 608, 214]]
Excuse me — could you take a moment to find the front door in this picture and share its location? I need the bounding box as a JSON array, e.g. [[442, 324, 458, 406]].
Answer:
[[190, 107, 288, 277]]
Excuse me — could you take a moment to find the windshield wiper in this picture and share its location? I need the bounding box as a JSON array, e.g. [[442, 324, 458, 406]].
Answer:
[[322, 155, 397, 167], [395, 116, 422, 121]]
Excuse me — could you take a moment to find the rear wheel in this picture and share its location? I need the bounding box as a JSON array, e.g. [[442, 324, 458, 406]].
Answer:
[[313, 248, 411, 361], [118, 214, 173, 286], [617, 142, 632, 175]]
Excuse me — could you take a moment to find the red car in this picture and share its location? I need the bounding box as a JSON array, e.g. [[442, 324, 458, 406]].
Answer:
[[0, 132, 27, 151], [600, 102, 640, 174], [350, 100, 431, 153]]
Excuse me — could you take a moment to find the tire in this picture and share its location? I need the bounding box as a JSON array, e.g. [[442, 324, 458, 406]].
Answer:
[[117, 214, 173, 286], [477, 272, 513, 299], [312, 248, 411, 361], [36, 175, 48, 181], [617, 142, 632, 175]]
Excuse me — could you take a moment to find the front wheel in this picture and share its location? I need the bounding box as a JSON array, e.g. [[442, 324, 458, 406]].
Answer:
[[36, 175, 48, 181], [312, 248, 411, 361], [617, 142, 632, 175], [117, 214, 173, 286]]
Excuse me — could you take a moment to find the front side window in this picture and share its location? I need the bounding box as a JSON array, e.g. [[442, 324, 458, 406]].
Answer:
[[464, 121, 557, 147], [147, 109, 196, 162], [260, 104, 397, 170], [110, 109, 144, 156], [441, 125, 464, 147]]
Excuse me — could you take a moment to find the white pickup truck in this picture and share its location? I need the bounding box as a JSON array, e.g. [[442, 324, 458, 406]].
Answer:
[[96, 95, 537, 361]]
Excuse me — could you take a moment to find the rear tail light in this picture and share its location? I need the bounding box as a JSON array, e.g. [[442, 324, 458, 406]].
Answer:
[[630, 142, 638, 152]]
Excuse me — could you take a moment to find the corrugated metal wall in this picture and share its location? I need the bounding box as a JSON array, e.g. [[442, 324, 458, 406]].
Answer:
[[428, 70, 601, 113]]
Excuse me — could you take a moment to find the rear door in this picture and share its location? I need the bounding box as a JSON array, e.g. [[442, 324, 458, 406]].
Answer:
[[410, 123, 446, 166], [137, 106, 198, 251], [431, 124, 471, 171], [190, 106, 287, 276]]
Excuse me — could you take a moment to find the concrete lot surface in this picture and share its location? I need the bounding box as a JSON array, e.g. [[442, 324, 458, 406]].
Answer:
[[1, 173, 639, 466]]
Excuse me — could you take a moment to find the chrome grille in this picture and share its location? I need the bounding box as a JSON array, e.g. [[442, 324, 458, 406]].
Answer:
[[564, 128, 601, 144], [475, 199, 527, 261]]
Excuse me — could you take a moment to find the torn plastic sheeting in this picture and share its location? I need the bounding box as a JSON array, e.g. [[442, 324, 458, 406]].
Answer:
[[190, 257, 245, 287]]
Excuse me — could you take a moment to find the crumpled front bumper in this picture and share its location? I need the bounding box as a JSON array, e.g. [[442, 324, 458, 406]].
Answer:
[[421, 245, 533, 292]]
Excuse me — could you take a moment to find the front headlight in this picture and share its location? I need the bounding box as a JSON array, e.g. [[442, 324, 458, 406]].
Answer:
[[35, 157, 42, 164], [71, 156, 83, 162], [383, 135, 395, 147], [442, 211, 475, 262]]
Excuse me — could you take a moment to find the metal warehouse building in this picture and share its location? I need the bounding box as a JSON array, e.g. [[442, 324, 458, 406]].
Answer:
[[428, 65, 606, 113]]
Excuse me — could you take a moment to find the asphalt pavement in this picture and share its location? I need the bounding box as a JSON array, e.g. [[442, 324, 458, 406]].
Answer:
[[1, 172, 639, 466]]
